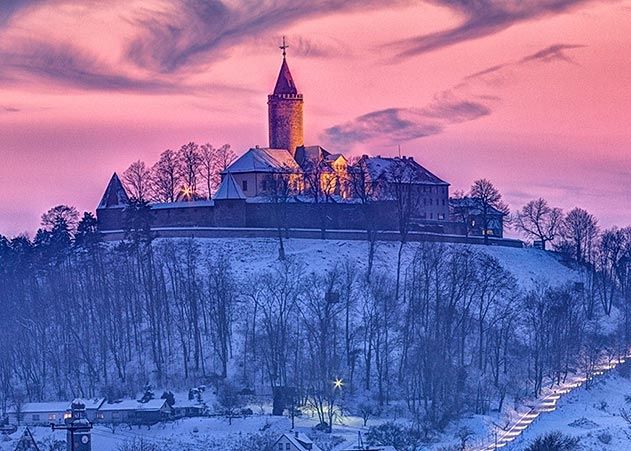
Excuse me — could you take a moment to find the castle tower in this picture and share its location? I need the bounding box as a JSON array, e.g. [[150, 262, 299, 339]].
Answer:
[[268, 38, 304, 157]]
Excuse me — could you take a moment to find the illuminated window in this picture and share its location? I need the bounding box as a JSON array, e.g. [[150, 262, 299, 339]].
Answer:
[[48, 414, 56, 421]]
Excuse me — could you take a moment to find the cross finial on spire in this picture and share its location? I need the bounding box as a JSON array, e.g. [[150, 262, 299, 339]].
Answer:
[[279, 36, 289, 58]]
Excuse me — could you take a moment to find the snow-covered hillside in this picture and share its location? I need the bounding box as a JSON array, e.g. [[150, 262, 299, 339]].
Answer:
[[177, 237, 580, 289], [509, 365, 631, 450]]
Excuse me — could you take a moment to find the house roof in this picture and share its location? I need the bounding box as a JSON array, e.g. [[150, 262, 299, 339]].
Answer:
[[98, 399, 169, 412], [98, 173, 129, 209], [273, 57, 298, 95], [294, 145, 330, 167], [214, 173, 246, 200], [275, 432, 322, 451], [7, 399, 104, 414], [224, 147, 300, 174], [362, 156, 448, 185]]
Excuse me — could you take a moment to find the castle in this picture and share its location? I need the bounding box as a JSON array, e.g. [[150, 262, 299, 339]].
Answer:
[[96, 42, 508, 243]]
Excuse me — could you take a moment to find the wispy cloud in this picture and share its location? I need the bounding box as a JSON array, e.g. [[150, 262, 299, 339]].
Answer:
[[125, 0, 410, 73], [323, 42, 585, 146], [389, 0, 601, 59], [519, 43, 586, 64], [324, 97, 491, 146]]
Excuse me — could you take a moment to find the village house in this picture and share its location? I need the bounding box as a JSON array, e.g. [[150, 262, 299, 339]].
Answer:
[[6, 399, 104, 426], [96, 399, 172, 425], [273, 432, 322, 451]]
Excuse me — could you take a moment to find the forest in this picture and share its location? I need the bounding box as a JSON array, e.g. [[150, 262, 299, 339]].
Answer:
[[0, 202, 630, 441]]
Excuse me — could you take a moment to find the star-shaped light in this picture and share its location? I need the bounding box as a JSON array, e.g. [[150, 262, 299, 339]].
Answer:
[[333, 377, 344, 390]]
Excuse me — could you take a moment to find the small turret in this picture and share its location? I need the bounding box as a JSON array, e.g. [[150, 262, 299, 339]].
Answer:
[[97, 173, 129, 209]]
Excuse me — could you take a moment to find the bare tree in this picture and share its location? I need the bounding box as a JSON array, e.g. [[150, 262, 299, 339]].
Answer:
[[264, 167, 294, 260], [470, 179, 509, 245], [515, 198, 563, 250], [150, 149, 181, 202], [562, 208, 599, 263], [348, 158, 379, 279], [178, 142, 202, 199], [199, 144, 236, 199], [123, 160, 151, 201], [41, 205, 80, 232]]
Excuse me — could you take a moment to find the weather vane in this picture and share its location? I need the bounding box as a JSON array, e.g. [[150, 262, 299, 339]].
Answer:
[[279, 36, 289, 58]]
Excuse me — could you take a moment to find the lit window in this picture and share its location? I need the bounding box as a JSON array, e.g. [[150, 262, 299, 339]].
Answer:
[[242, 180, 248, 192], [48, 414, 56, 421]]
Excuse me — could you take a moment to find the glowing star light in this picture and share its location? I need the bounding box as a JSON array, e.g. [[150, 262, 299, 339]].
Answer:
[[333, 378, 344, 389]]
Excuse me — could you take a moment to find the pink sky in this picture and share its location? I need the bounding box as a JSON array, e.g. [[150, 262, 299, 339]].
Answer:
[[1, 0, 630, 236]]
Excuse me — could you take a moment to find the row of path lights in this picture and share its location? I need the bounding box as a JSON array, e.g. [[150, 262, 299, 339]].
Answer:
[[476, 355, 629, 450]]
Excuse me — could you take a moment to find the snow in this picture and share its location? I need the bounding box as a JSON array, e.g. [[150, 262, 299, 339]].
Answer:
[[508, 366, 631, 450], [150, 237, 579, 290]]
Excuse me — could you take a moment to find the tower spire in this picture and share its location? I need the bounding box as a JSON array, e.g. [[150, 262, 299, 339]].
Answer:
[[279, 35, 289, 59]]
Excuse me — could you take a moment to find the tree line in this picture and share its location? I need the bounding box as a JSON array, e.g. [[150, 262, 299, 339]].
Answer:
[[122, 142, 236, 202], [1, 202, 630, 439]]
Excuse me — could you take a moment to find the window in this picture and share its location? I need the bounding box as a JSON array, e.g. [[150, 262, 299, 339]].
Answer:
[[262, 180, 268, 191], [438, 213, 445, 220], [430, 213, 433, 219], [286, 444, 290, 450], [32, 415, 40, 421], [112, 412, 120, 419], [242, 180, 248, 192], [48, 414, 56, 421], [96, 412, 104, 420], [278, 443, 284, 450]]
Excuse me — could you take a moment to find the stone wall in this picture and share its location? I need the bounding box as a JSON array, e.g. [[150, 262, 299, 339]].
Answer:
[[97, 199, 462, 236], [268, 94, 303, 156]]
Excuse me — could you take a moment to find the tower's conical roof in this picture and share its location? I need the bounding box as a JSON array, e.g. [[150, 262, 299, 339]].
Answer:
[[273, 57, 298, 95], [98, 172, 129, 209]]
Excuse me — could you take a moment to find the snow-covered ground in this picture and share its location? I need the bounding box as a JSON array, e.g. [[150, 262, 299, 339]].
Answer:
[[167, 237, 580, 289], [508, 365, 631, 450]]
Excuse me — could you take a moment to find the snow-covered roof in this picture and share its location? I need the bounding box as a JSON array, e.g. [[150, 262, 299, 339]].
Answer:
[[341, 446, 397, 451], [150, 200, 214, 209], [8, 402, 70, 414], [224, 148, 300, 174], [362, 156, 448, 185], [214, 173, 246, 200], [275, 432, 322, 451], [8, 398, 105, 414], [98, 173, 129, 209], [98, 399, 169, 412]]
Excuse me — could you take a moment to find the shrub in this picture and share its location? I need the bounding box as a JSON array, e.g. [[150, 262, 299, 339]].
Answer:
[[116, 438, 160, 451], [365, 422, 420, 451], [525, 431, 580, 451], [597, 432, 612, 444]]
